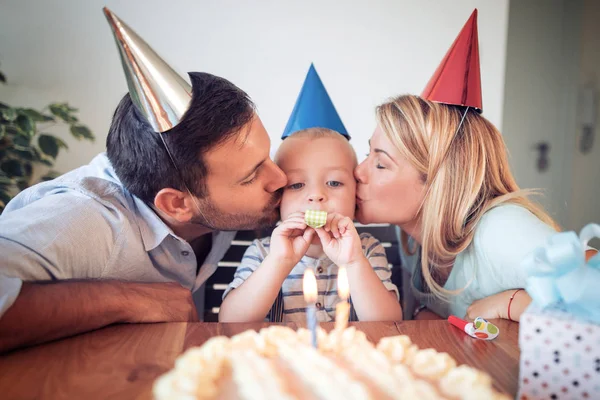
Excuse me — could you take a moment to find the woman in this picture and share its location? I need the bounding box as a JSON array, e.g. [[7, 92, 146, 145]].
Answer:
[[354, 95, 560, 322]]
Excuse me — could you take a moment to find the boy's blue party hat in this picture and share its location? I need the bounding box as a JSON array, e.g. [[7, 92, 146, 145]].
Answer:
[[282, 64, 349, 139]]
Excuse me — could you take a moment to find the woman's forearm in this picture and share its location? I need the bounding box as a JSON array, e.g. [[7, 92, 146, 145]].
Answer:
[[466, 288, 532, 322], [502, 289, 531, 321]]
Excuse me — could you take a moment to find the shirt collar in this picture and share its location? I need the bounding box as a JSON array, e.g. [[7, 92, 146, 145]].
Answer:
[[133, 197, 175, 251], [91, 153, 175, 251]]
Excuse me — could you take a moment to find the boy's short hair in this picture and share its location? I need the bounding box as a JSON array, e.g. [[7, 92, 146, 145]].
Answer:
[[277, 128, 357, 165]]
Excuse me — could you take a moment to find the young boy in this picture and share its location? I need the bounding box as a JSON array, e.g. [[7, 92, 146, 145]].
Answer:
[[219, 128, 402, 323]]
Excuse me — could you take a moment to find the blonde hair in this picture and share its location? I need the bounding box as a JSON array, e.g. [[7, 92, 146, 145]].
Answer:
[[376, 95, 559, 300]]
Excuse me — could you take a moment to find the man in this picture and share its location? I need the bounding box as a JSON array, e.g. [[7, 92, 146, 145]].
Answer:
[[0, 9, 286, 353]]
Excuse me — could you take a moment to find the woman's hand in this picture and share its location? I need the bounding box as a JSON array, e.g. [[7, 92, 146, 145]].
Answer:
[[269, 212, 315, 267], [465, 293, 504, 321], [314, 213, 364, 267]]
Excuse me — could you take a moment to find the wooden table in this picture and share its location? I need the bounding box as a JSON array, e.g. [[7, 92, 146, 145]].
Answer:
[[0, 320, 520, 399]]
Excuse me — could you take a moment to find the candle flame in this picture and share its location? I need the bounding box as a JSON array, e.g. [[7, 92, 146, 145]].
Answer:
[[303, 269, 317, 303], [338, 267, 349, 301]]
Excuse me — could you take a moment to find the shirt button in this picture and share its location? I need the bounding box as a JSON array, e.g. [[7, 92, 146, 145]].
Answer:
[[317, 267, 324, 274], [315, 302, 322, 309], [181, 251, 190, 256]]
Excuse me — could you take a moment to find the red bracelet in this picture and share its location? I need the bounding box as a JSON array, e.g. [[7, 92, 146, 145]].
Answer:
[[507, 289, 523, 321]]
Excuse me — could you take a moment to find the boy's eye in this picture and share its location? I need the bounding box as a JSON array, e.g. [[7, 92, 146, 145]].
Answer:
[[327, 181, 343, 187], [288, 183, 304, 190]]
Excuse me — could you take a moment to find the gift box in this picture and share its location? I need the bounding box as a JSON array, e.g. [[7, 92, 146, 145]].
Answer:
[[518, 224, 600, 400]]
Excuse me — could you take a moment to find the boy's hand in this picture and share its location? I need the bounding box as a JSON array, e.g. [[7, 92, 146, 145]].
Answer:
[[269, 212, 315, 267], [315, 213, 364, 268]]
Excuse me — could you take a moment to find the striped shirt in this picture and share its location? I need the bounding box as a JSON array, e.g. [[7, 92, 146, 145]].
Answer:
[[223, 232, 399, 324]]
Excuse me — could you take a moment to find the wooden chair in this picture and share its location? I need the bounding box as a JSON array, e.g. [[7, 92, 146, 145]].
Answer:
[[203, 223, 403, 322]]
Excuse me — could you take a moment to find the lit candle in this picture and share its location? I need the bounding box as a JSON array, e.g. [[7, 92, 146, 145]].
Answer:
[[303, 269, 318, 348], [335, 267, 350, 331]]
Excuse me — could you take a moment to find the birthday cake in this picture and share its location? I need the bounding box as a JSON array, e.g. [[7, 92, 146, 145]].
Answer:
[[153, 326, 509, 400]]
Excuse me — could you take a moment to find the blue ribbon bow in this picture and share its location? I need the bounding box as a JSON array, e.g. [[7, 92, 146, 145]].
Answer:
[[522, 223, 600, 324]]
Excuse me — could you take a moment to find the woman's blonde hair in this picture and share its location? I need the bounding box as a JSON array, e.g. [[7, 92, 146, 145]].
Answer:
[[376, 94, 559, 300]]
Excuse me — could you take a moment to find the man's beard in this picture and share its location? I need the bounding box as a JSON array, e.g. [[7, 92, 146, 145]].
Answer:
[[190, 192, 281, 231]]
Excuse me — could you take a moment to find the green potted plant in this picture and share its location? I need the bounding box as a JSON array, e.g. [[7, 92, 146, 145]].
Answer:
[[0, 66, 95, 213]]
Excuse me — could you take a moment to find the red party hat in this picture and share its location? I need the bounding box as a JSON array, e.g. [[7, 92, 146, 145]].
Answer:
[[421, 9, 483, 112]]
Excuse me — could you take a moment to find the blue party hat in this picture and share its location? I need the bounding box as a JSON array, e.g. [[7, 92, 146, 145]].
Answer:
[[282, 64, 349, 139]]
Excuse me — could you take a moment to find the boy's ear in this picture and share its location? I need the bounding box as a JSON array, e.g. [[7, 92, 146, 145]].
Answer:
[[154, 188, 195, 222]]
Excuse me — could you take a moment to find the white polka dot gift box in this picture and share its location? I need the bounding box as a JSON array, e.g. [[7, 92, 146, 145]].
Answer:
[[518, 224, 600, 400], [519, 303, 600, 400]]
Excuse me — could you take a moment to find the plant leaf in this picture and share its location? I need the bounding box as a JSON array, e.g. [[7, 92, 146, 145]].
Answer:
[[31, 147, 54, 166], [34, 150, 54, 167], [16, 115, 35, 137], [17, 108, 54, 122], [0, 71, 5, 84], [1, 108, 17, 122], [54, 135, 68, 149], [40, 170, 60, 182], [0, 124, 5, 140], [0, 190, 13, 213], [38, 134, 61, 158], [24, 162, 33, 178], [49, 103, 77, 123], [0, 173, 13, 187], [70, 124, 94, 141], [3, 124, 20, 137], [0, 159, 25, 177], [12, 133, 31, 147], [16, 178, 30, 191], [9, 147, 36, 161]]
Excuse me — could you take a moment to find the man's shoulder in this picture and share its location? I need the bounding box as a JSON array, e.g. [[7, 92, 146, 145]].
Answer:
[[0, 155, 144, 242], [4, 153, 131, 215]]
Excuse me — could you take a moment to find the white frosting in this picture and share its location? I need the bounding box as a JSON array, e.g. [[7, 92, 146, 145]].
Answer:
[[229, 351, 293, 400], [376, 335, 418, 364], [409, 348, 457, 380], [153, 327, 506, 400], [279, 342, 372, 400]]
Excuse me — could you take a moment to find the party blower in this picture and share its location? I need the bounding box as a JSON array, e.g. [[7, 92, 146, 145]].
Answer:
[[448, 315, 499, 340]]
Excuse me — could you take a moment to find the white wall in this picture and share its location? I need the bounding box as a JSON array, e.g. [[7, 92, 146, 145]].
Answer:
[[0, 0, 509, 174], [502, 0, 583, 228], [568, 0, 600, 230]]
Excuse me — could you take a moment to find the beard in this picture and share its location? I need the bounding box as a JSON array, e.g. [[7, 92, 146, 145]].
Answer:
[[190, 192, 281, 231]]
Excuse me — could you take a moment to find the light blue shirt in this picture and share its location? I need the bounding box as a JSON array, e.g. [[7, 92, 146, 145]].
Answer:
[[0, 153, 235, 318], [400, 204, 557, 318]]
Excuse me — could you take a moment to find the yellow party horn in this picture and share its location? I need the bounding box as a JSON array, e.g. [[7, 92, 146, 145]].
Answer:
[[305, 210, 327, 229]]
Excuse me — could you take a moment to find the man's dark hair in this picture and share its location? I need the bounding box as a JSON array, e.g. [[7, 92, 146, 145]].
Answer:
[[106, 72, 255, 203]]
